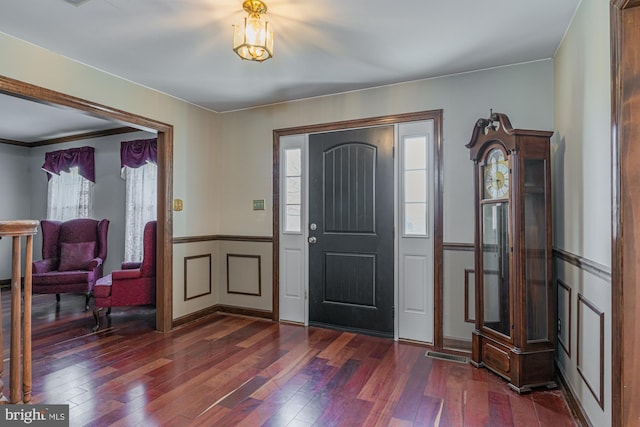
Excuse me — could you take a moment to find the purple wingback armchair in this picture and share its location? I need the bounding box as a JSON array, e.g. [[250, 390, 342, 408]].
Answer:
[[92, 220, 156, 331], [32, 218, 109, 310]]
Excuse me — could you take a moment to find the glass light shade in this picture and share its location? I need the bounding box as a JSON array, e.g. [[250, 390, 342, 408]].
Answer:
[[233, 16, 274, 62]]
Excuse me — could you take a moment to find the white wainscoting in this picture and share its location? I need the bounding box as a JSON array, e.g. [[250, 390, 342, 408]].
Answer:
[[442, 246, 474, 351], [554, 253, 611, 427]]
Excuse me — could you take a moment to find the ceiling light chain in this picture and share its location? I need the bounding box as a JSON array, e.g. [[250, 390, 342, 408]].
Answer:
[[232, 0, 274, 62]]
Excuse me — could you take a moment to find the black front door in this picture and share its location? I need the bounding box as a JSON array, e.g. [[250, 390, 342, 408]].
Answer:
[[308, 126, 394, 336]]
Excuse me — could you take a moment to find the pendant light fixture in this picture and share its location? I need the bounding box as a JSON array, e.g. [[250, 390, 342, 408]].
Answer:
[[232, 0, 274, 62]]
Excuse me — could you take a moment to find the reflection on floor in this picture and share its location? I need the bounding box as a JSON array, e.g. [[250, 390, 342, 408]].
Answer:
[[0, 290, 579, 426]]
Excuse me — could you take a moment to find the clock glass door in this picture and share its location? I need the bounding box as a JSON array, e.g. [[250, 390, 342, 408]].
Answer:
[[524, 159, 549, 342], [481, 202, 511, 337]]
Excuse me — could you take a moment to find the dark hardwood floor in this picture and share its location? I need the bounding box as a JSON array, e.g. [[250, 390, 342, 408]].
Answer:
[[0, 290, 579, 426]]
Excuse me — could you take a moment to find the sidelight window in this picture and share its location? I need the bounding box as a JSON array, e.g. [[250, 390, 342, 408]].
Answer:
[[284, 148, 302, 233], [401, 135, 428, 236]]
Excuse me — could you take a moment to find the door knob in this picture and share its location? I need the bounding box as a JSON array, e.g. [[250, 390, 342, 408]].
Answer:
[[308, 237, 317, 244]]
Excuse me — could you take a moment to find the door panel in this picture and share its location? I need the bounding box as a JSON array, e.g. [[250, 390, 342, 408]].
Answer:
[[308, 126, 394, 336]]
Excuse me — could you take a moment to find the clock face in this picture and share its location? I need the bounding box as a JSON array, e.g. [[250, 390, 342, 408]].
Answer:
[[483, 148, 509, 199]]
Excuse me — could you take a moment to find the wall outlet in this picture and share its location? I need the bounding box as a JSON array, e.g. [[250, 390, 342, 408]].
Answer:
[[253, 199, 265, 211]]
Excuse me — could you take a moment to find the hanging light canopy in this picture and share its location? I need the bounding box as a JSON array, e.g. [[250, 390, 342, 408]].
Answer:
[[232, 0, 274, 62]]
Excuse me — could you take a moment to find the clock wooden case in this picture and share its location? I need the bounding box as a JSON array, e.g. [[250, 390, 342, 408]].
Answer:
[[466, 112, 556, 393]]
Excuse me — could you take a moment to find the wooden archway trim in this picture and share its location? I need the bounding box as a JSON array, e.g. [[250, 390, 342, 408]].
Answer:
[[0, 75, 173, 332], [611, 1, 640, 425]]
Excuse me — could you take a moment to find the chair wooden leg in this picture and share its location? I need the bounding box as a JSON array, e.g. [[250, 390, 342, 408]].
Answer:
[[107, 307, 111, 316], [85, 293, 91, 311], [92, 308, 101, 332], [55, 293, 60, 303]]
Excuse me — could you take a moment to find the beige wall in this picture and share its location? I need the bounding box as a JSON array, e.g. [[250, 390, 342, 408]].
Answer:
[[553, 0, 611, 267], [553, 0, 612, 425], [217, 60, 554, 241]]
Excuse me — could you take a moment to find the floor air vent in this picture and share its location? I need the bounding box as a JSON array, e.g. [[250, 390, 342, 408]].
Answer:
[[425, 351, 469, 364]]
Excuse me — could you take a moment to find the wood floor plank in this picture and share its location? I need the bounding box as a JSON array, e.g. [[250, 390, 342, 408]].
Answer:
[[211, 396, 263, 426], [0, 292, 581, 427], [218, 375, 270, 409], [250, 349, 318, 400], [424, 359, 449, 399], [415, 394, 444, 426], [357, 343, 415, 402], [318, 331, 356, 357], [440, 382, 465, 426], [532, 391, 579, 427], [85, 387, 164, 427], [361, 373, 410, 426], [393, 353, 434, 421], [463, 379, 490, 427], [264, 390, 313, 426], [509, 392, 540, 427], [488, 390, 515, 427]]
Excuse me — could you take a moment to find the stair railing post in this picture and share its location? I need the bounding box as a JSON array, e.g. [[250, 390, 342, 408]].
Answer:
[[0, 220, 39, 404]]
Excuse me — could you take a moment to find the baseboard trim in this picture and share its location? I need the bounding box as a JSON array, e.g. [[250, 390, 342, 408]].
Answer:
[[443, 336, 472, 353], [556, 364, 592, 427], [215, 304, 273, 319], [172, 304, 273, 328]]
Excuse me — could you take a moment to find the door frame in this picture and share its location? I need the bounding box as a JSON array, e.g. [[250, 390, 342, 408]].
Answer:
[[611, 1, 640, 424], [273, 109, 445, 346], [0, 75, 174, 332]]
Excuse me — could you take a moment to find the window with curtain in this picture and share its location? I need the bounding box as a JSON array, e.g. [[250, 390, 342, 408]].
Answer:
[[43, 146, 95, 221], [121, 138, 157, 262]]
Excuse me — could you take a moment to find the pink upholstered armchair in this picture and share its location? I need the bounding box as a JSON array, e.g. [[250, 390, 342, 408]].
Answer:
[[32, 218, 109, 310], [92, 220, 156, 331]]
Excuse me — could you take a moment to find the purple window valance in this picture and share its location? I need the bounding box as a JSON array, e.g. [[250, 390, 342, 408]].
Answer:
[[121, 138, 157, 170], [42, 146, 95, 182]]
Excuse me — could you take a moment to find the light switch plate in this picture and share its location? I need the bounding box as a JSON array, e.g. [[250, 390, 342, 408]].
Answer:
[[253, 199, 265, 211], [173, 199, 183, 211]]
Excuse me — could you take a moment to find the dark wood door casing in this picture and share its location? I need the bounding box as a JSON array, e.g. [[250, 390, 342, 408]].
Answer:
[[611, 1, 640, 425]]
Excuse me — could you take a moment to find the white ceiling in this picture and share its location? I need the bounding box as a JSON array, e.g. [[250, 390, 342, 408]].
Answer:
[[0, 95, 122, 143], [0, 0, 580, 138]]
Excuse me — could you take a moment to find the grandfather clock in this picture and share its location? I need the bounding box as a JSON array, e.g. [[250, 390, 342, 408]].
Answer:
[[466, 112, 556, 393]]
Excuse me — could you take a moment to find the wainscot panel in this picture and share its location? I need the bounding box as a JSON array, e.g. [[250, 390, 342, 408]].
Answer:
[[553, 251, 611, 427], [442, 243, 475, 353]]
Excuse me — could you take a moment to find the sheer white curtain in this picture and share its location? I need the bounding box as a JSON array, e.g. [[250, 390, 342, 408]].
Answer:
[[123, 162, 157, 262], [47, 167, 93, 221]]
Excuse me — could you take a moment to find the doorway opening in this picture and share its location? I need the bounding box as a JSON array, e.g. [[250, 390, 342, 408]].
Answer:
[[0, 75, 174, 332], [273, 110, 443, 343]]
